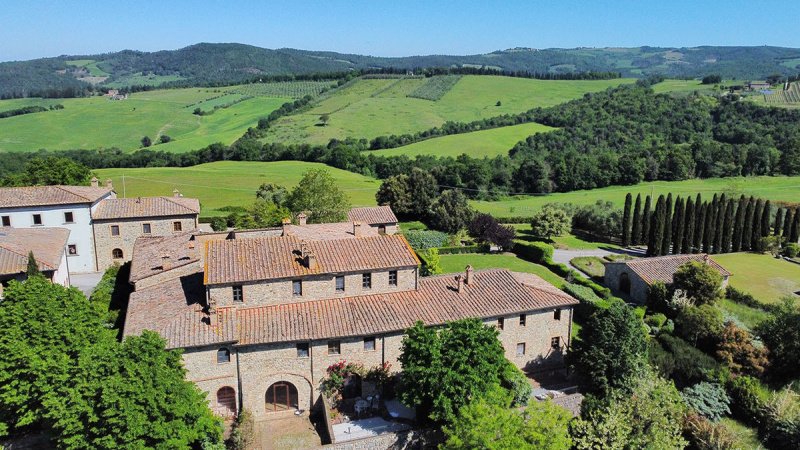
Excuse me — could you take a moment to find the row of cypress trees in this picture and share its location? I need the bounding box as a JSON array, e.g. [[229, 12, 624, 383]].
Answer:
[[621, 192, 800, 256]]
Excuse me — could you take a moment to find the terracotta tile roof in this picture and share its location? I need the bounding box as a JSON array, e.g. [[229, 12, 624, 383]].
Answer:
[[0, 185, 112, 208], [348, 206, 398, 225], [617, 254, 732, 285], [123, 273, 236, 348], [284, 222, 379, 240], [0, 227, 69, 275], [129, 231, 203, 283], [92, 196, 200, 220], [236, 269, 578, 345], [124, 269, 578, 349], [204, 234, 419, 285]]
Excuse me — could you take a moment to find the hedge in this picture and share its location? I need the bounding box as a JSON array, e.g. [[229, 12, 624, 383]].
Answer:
[[563, 283, 615, 321], [725, 285, 779, 314], [494, 216, 534, 224], [513, 241, 612, 299], [436, 245, 488, 255]]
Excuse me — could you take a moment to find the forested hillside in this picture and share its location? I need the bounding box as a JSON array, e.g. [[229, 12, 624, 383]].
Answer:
[[3, 43, 800, 98]]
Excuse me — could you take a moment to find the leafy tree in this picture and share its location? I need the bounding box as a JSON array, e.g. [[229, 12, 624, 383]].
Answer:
[[1, 156, 94, 187], [209, 216, 227, 232], [233, 200, 291, 229], [572, 200, 622, 240], [319, 113, 330, 126], [631, 194, 643, 246], [467, 213, 515, 249], [285, 169, 350, 224], [255, 182, 288, 206], [755, 298, 800, 380], [429, 190, 474, 233], [716, 322, 768, 377], [375, 174, 412, 216], [675, 304, 724, 349], [418, 248, 442, 276], [513, 158, 552, 194], [672, 261, 724, 305], [442, 389, 572, 450], [622, 193, 633, 247], [26, 251, 40, 277], [530, 204, 571, 239], [159, 134, 172, 144], [407, 168, 439, 217], [702, 74, 722, 84], [398, 319, 510, 424], [572, 301, 648, 396], [681, 382, 731, 421], [141, 136, 152, 147]]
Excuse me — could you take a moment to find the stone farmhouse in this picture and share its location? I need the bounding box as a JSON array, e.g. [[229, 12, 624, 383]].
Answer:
[[0, 227, 71, 297], [604, 253, 731, 303], [122, 209, 578, 420], [0, 179, 200, 274]]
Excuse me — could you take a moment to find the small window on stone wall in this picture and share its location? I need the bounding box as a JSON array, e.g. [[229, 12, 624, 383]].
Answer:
[[516, 343, 526, 356], [554, 309, 561, 321], [364, 336, 376, 351], [217, 348, 231, 364], [112, 248, 123, 259], [551, 337, 561, 350], [520, 314, 526, 326], [328, 340, 341, 355], [297, 343, 309, 358]]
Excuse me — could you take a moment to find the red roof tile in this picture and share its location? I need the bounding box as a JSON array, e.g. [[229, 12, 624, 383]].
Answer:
[[348, 206, 398, 225], [0, 227, 70, 275], [618, 254, 732, 284], [129, 231, 202, 283], [0, 185, 112, 208], [92, 196, 200, 220]]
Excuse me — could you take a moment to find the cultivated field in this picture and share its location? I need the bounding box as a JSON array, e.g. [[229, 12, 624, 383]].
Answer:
[[94, 161, 381, 217], [261, 75, 635, 145], [651, 79, 720, 95], [365, 122, 555, 158], [473, 176, 800, 217], [751, 82, 800, 108], [711, 253, 800, 304]]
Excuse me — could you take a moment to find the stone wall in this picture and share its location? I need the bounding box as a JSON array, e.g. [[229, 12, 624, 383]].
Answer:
[[318, 430, 423, 450], [491, 307, 573, 370], [133, 260, 203, 290], [182, 345, 239, 417], [208, 268, 417, 308], [93, 215, 197, 271], [604, 262, 649, 303]]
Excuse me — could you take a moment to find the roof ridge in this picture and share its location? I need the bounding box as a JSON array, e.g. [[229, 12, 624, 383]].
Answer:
[[160, 195, 200, 212], [55, 185, 104, 202]]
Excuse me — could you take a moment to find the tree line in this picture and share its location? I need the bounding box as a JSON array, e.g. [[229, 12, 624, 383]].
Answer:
[[619, 191, 800, 255]]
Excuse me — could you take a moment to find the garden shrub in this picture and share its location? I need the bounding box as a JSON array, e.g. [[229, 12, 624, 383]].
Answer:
[[726, 376, 769, 427], [657, 334, 720, 386], [683, 413, 741, 450], [682, 382, 731, 421], [563, 283, 612, 321], [761, 386, 800, 450], [405, 230, 449, 250], [513, 241, 553, 263], [226, 409, 254, 450], [725, 285, 775, 313], [781, 242, 799, 258], [500, 361, 532, 407], [417, 248, 443, 276], [648, 339, 676, 380], [437, 245, 487, 255]]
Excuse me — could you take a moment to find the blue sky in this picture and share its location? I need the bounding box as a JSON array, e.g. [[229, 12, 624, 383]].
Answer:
[[1, 0, 798, 62]]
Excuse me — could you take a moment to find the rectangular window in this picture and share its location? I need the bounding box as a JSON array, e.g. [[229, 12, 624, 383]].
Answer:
[[110, 225, 120, 236], [551, 337, 561, 350], [362, 273, 372, 289], [378, 225, 386, 235], [554, 309, 562, 321], [519, 314, 526, 327], [389, 270, 398, 286], [328, 340, 341, 355], [142, 223, 152, 234], [63, 212, 74, 223], [516, 343, 526, 356], [67, 244, 77, 255], [32, 214, 42, 225], [335, 275, 345, 292], [297, 343, 309, 358], [1, 216, 9, 227], [293, 280, 302, 296], [232, 285, 243, 303], [364, 337, 376, 351], [497, 317, 504, 330], [173, 221, 182, 232]]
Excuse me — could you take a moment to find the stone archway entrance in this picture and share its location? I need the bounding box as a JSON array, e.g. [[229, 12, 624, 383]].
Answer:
[[217, 386, 237, 417], [619, 272, 631, 294], [265, 381, 299, 412]]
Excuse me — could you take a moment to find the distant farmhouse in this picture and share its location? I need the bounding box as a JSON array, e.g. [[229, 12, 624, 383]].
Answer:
[[748, 81, 771, 91], [605, 254, 731, 303], [105, 89, 127, 100]]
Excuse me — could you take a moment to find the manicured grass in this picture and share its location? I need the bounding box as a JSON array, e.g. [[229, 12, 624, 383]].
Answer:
[[438, 253, 566, 288], [712, 253, 800, 304], [94, 161, 381, 217], [399, 221, 428, 232], [719, 417, 765, 450], [262, 76, 634, 145], [473, 176, 800, 217], [509, 224, 620, 251], [0, 87, 288, 153], [570, 257, 606, 279], [364, 122, 555, 158], [719, 298, 771, 330]]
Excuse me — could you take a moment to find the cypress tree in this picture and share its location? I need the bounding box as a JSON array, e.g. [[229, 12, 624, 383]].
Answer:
[[683, 197, 695, 253], [662, 193, 673, 255], [760, 200, 771, 237], [641, 195, 652, 246], [622, 193, 633, 247], [713, 194, 727, 253], [783, 208, 794, 241], [703, 194, 717, 253], [631, 194, 643, 246], [721, 199, 735, 253], [732, 195, 747, 252], [742, 196, 755, 251], [751, 199, 764, 246], [695, 202, 707, 254], [773, 207, 784, 237], [26, 251, 40, 277], [672, 197, 685, 254], [648, 195, 666, 256], [791, 209, 800, 244]]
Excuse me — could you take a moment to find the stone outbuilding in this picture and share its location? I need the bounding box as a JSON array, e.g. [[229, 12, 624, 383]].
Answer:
[[0, 227, 71, 297], [604, 254, 731, 303]]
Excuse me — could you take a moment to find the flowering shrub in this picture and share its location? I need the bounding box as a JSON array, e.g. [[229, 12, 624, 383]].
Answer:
[[320, 361, 365, 400]]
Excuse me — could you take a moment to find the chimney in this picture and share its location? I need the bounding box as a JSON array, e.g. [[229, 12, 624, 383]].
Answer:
[[173, 188, 181, 197], [160, 253, 171, 271], [353, 221, 363, 237], [90, 176, 99, 188], [297, 213, 307, 226], [105, 179, 113, 190], [465, 265, 474, 285], [703, 254, 710, 265], [455, 274, 464, 294], [305, 251, 318, 270], [282, 218, 292, 236]]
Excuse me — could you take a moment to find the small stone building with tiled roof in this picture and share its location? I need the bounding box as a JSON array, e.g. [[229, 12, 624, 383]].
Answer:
[[123, 221, 577, 420], [347, 206, 398, 235], [0, 227, 71, 297], [605, 254, 731, 303]]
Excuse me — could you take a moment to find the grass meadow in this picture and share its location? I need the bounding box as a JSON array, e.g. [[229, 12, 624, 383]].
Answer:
[[94, 161, 381, 217], [711, 253, 800, 304]]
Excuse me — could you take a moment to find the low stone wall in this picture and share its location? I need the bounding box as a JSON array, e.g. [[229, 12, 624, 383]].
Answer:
[[317, 429, 422, 450], [318, 394, 335, 445]]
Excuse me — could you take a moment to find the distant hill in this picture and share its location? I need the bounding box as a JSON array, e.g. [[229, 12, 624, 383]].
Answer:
[[3, 43, 800, 98]]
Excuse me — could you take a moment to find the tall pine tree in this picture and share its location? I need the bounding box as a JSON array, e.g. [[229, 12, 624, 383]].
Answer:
[[662, 193, 673, 255], [773, 207, 784, 238], [732, 195, 747, 252], [791, 209, 800, 243], [648, 195, 666, 256], [641, 195, 652, 246], [760, 200, 771, 238], [631, 194, 643, 246], [622, 193, 633, 247], [751, 199, 764, 246], [672, 197, 685, 254], [721, 199, 735, 253], [783, 208, 794, 242], [683, 197, 695, 254], [703, 194, 718, 253], [695, 202, 707, 254], [742, 196, 756, 251], [713, 194, 727, 253]]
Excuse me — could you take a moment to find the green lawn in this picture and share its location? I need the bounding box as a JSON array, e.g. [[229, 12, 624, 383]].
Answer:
[[651, 79, 721, 95], [363, 122, 555, 158], [262, 76, 633, 145], [473, 176, 800, 217], [570, 257, 606, 279], [95, 161, 381, 217], [0, 87, 289, 153], [712, 253, 800, 304], [719, 417, 764, 450], [438, 253, 566, 288], [509, 224, 620, 251], [719, 298, 771, 330]]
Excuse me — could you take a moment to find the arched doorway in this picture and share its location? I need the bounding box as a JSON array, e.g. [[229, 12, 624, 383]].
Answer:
[[217, 386, 237, 417], [619, 272, 631, 294], [265, 381, 299, 412]]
